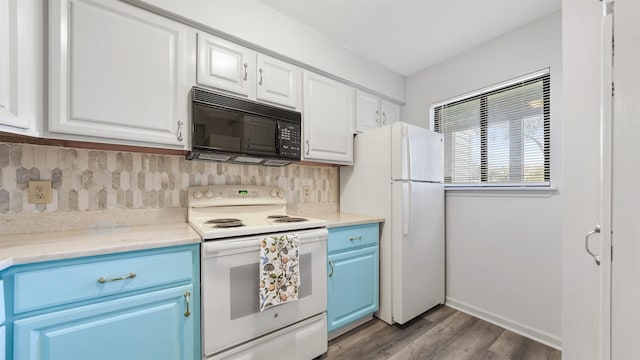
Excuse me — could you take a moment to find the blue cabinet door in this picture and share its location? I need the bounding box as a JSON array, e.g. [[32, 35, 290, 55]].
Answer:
[[13, 285, 195, 360], [1, 325, 4, 360], [327, 245, 379, 332]]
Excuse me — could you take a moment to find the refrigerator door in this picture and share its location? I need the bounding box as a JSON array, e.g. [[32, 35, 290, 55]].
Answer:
[[391, 122, 444, 182], [391, 180, 444, 324]]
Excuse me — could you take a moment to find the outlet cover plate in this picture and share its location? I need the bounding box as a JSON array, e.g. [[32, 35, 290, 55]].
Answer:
[[28, 181, 52, 204]]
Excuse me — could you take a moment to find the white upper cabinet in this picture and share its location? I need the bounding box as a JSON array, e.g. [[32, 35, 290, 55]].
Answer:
[[197, 32, 301, 109], [355, 90, 381, 132], [197, 33, 256, 98], [48, 0, 195, 149], [355, 90, 402, 133], [256, 54, 299, 109], [303, 71, 354, 165], [381, 99, 402, 126], [0, 0, 42, 136]]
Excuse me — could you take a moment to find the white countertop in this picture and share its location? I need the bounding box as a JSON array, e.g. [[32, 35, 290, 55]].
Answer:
[[0, 212, 382, 271], [0, 222, 201, 271], [295, 212, 384, 228]]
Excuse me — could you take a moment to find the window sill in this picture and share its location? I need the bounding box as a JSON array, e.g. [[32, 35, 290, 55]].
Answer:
[[445, 186, 558, 198]]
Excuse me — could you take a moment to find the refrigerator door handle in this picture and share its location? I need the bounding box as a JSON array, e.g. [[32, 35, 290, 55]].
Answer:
[[402, 124, 412, 180], [402, 182, 412, 235]]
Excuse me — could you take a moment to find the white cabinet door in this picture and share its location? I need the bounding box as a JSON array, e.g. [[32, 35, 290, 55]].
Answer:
[[355, 90, 380, 133], [256, 54, 300, 109], [0, 0, 41, 136], [381, 99, 402, 126], [302, 71, 354, 165], [197, 33, 255, 98], [355, 90, 402, 133], [48, 0, 194, 149]]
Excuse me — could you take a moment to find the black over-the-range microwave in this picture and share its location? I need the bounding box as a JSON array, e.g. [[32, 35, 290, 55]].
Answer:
[[186, 87, 302, 166]]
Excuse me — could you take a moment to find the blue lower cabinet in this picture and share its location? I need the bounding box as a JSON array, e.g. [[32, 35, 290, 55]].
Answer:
[[327, 224, 379, 333], [14, 285, 194, 360], [2, 244, 200, 360], [0, 325, 4, 360]]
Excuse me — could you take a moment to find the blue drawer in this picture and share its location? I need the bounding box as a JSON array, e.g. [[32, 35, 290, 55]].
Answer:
[[328, 223, 379, 253], [13, 250, 194, 314]]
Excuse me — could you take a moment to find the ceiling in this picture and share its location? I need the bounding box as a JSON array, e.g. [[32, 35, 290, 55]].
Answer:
[[256, 0, 561, 77]]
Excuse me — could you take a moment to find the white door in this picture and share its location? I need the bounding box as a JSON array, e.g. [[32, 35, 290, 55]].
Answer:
[[48, 0, 194, 149], [380, 99, 402, 126], [256, 54, 300, 109], [355, 90, 381, 133], [302, 71, 354, 165], [611, 1, 640, 359], [0, 0, 41, 136], [562, 1, 613, 359], [391, 122, 443, 182], [197, 33, 256, 98], [390, 181, 444, 324]]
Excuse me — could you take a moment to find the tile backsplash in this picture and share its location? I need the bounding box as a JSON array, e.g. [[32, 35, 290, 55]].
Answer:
[[0, 142, 339, 232]]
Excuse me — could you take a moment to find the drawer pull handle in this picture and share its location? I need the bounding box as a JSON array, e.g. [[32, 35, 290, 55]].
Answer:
[[348, 236, 362, 241], [184, 291, 191, 317], [97, 272, 136, 284], [328, 260, 335, 278]]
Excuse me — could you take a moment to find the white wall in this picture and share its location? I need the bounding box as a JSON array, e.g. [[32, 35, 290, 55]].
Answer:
[[129, 0, 406, 102], [405, 12, 563, 348]]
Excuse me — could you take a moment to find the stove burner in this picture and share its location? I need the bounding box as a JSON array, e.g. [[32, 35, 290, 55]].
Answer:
[[212, 222, 245, 228], [272, 217, 308, 223], [266, 215, 289, 219], [203, 218, 245, 228], [204, 218, 242, 224]]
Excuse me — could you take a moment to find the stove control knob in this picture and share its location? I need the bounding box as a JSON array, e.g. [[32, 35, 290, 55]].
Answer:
[[193, 190, 203, 199], [270, 190, 277, 197], [204, 189, 214, 198], [277, 191, 284, 198]]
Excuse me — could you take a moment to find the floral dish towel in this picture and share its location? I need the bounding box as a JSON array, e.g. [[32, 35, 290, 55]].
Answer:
[[259, 233, 300, 311]]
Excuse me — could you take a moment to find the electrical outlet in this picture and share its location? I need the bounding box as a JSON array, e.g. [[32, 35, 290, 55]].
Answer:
[[28, 181, 52, 204], [303, 186, 311, 200]]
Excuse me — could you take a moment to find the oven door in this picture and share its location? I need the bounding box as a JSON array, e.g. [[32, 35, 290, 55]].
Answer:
[[201, 228, 327, 357]]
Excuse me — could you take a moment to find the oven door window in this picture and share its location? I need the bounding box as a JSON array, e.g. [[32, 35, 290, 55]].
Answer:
[[192, 104, 278, 157]]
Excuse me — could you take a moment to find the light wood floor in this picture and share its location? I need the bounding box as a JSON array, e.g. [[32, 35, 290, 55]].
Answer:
[[321, 305, 561, 360]]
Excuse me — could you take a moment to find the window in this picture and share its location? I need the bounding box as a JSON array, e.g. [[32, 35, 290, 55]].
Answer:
[[432, 70, 550, 187]]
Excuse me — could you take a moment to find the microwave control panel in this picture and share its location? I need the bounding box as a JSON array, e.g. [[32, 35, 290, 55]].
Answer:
[[279, 122, 301, 158]]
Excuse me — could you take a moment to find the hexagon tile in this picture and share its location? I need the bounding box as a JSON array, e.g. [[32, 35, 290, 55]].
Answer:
[[0, 142, 338, 214]]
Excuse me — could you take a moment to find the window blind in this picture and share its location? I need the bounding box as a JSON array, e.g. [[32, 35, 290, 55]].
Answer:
[[433, 71, 550, 186]]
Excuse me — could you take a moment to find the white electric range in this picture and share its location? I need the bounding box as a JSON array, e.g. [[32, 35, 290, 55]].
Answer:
[[187, 185, 328, 360]]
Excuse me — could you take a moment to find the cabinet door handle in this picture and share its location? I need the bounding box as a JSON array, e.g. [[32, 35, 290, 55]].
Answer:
[[305, 140, 310, 155], [382, 112, 387, 125], [348, 235, 362, 241], [258, 68, 263, 86], [243, 62, 248, 81], [97, 272, 136, 284], [177, 120, 184, 142], [585, 223, 601, 266], [328, 260, 334, 278], [375, 110, 380, 124], [184, 291, 191, 317]]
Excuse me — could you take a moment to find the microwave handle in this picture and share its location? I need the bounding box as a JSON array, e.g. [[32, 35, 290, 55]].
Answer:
[[275, 122, 281, 154]]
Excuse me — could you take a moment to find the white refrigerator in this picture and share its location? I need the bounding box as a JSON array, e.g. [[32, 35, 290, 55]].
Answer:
[[340, 122, 444, 325]]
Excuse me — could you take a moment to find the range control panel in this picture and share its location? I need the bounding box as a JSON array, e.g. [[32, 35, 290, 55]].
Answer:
[[188, 185, 286, 207], [278, 122, 301, 158]]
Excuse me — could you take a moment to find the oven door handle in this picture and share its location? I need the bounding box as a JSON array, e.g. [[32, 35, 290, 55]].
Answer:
[[202, 229, 329, 255]]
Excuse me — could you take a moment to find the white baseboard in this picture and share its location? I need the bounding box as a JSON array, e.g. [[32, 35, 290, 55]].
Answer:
[[445, 297, 562, 350]]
